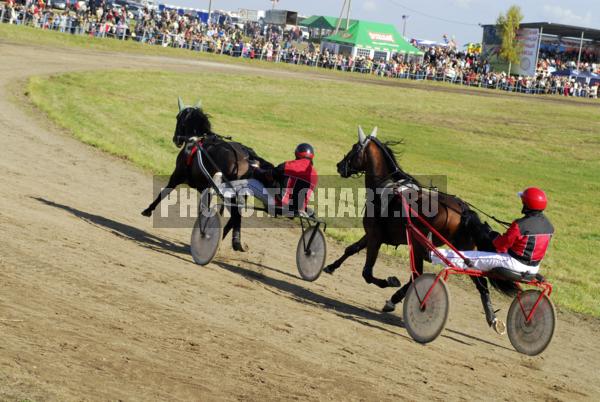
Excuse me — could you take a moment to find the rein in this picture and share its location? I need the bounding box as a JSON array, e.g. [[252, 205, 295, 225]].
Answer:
[[174, 132, 232, 145], [463, 201, 511, 227]]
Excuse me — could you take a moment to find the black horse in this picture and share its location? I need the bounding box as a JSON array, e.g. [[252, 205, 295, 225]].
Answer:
[[325, 127, 511, 332], [142, 98, 273, 251]]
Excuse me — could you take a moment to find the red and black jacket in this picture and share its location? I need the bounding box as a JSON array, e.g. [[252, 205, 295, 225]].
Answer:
[[492, 212, 554, 266], [272, 158, 318, 212]]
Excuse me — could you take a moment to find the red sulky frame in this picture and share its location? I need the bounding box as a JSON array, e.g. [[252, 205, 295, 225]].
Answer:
[[400, 193, 553, 324]]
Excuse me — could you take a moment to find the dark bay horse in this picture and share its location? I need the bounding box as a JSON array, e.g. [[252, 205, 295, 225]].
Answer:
[[142, 98, 273, 251], [325, 126, 507, 332]]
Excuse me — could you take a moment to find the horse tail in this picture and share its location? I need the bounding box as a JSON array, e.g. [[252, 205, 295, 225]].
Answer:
[[462, 209, 520, 296], [488, 278, 519, 297], [461, 209, 498, 252], [242, 144, 274, 169]]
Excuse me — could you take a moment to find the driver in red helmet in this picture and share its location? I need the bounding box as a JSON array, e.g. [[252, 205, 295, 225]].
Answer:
[[431, 187, 554, 274], [490, 188, 554, 266], [254, 143, 318, 215], [218, 143, 318, 216]]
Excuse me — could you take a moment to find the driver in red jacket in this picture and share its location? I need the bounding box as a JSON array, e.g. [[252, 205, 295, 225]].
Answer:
[[431, 187, 554, 274], [254, 143, 318, 215], [218, 143, 318, 216]]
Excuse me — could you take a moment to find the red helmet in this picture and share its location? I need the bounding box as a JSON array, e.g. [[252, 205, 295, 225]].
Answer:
[[295, 143, 315, 160], [519, 187, 547, 211]]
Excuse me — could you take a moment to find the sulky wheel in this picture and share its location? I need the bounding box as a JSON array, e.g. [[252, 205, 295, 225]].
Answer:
[[296, 226, 327, 281], [507, 289, 556, 356], [403, 273, 450, 344], [199, 187, 219, 215], [190, 209, 222, 266]]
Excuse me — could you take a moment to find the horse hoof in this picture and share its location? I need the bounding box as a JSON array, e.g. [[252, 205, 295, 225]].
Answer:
[[387, 276, 401, 287], [233, 241, 248, 252], [382, 300, 396, 313], [141, 209, 152, 217], [323, 265, 336, 275], [492, 319, 507, 335]]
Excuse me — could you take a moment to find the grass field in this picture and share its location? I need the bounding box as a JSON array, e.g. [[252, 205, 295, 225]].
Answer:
[[4, 24, 599, 316]]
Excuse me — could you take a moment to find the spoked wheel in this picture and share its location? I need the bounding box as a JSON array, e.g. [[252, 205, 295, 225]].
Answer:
[[296, 226, 327, 281], [190, 189, 223, 266], [403, 273, 450, 344], [507, 289, 556, 356]]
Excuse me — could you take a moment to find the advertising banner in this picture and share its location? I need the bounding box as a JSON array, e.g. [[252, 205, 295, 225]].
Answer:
[[482, 25, 540, 76], [514, 28, 539, 76]]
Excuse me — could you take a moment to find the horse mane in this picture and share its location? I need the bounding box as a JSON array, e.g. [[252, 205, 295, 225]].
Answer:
[[188, 107, 213, 135], [175, 107, 213, 140], [461, 209, 519, 297], [375, 138, 422, 186]]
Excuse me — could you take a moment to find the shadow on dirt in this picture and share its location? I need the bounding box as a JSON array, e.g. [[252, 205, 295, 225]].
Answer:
[[33, 197, 191, 262], [444, 328, 513, 351], [33, 196, 512, 351], [217, 258, 513, 351], [214, 259, 410, 338]]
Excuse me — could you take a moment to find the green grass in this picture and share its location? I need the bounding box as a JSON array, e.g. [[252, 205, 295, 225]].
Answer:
[[8, 23, 599, 316]]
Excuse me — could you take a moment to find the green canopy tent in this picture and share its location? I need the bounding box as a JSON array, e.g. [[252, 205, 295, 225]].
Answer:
[[299, 15, 358, 39], [322, 20, 423, 61], [300, 15, 358, 31]]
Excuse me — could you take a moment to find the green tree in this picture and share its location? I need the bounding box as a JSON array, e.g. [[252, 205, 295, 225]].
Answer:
[[496, 5, 524, 76]]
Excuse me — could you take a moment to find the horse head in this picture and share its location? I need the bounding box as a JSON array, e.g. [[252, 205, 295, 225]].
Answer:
[[172, 97, 212, 147], [337, 125, 378, 178]]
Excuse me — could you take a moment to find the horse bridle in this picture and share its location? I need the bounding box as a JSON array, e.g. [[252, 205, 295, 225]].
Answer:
[[342, 136, 413, 186], [175, 107, 233, 146], [340, 143, 365, 178], [176, 107, 207, 140]]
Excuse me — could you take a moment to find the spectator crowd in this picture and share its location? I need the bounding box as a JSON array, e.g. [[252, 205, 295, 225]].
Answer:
[[2, 0, 599, 98]]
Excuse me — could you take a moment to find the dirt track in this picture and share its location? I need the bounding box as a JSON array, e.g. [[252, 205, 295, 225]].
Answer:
[[0, 40, 599, 401]]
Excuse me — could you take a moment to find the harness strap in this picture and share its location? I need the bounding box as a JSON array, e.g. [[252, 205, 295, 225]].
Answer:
[[186, 145, 198, 166]]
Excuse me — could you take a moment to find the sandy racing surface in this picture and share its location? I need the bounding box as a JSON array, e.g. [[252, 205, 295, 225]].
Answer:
[[1, 40, 599, 401]]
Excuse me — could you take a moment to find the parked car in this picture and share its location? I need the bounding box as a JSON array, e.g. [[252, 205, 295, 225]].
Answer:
[[300, 26, 310, 40]]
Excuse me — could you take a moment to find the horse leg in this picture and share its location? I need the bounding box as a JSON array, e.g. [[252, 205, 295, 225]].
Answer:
[[384, 252, 424, 312], [471, 276, 505, 334], [142, 168, 183, 217], [230, 206, 246, 252], [220, 196, 246, 252], [323, 235, 367, 274], [362, 237, 401, 289], [471, 276, 495, 325]]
